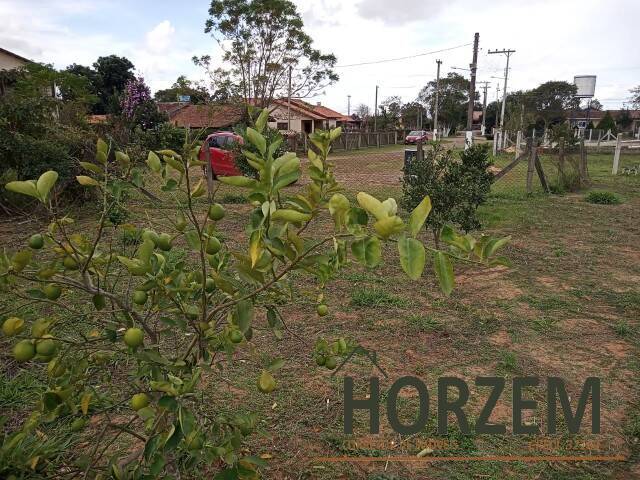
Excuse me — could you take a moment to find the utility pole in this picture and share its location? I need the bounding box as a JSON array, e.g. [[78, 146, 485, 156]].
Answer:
[[374, 85, 378, 132], [347, 94, 351, 116], [466, 33, 480, 132], [478, 81, 489, 135], [433, 59, 442, 139], [488, 48, 515, 134], [287, 65, 292, 131]]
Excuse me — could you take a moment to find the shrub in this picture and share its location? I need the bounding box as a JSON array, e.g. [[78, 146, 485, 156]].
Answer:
[[402, 143, 494, 246], [585, 190, 621, 205], [0, 110, 509, 477]]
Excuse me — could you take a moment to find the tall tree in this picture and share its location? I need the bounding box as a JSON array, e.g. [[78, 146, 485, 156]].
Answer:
[[630, 85, 640, 109], [528, 81, 579, 128], [417, 73, 469, 132], [200, 0, 338, 107], [401, 101, 427, 129], [154, 75, 211, 104]]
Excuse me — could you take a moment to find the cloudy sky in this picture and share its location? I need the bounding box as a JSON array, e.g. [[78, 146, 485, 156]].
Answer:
[[1, 0, 638, 114]]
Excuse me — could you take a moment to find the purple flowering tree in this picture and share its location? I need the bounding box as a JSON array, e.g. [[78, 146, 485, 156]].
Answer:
[[121, 76, 166, 129]]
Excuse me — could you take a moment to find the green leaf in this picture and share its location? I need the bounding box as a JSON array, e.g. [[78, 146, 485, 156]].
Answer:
[[397, 235, 426, 280], [115, 151, 130, 169], [267, 358, 285, 372], [76, 176, 100, 187], [433, 251, 454, 296], [271, 209, 311, 223], [356, 192, 388, 220], [236, 299, 253, 333], [146, 151, 162, 173], [351, 236, 381, 268], [36, 171, 58, 201], [79, 162, 103, 174], [96, 138, 108, 156], [5, 180, 39, 199], [373, 215, 404, 239], [273, 171, 299, 191], [483, 236, 511, 259], [254, 108, 269, 133], [219, 176, 258, 188], [246, 127, 266, 155], [407, 196, 432, 238], [440, 225, 471, 252]]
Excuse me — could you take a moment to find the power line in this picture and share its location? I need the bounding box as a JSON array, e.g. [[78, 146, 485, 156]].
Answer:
[[335, 42, 472, 68]]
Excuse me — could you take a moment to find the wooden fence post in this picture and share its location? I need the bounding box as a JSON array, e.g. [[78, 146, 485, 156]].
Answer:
[[558, 137, 565, 181], [526, 138, 536, 194], [357, 132, 361, 149], [612, 134, 622, 175], [578, 137, 589, 186], [376, 132, 381, 148]]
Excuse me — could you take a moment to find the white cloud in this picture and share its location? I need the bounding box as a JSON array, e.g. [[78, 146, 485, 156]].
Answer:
[[145, 20, 175, 53]]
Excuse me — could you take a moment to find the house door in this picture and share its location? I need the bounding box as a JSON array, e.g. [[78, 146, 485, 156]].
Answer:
[[302, 120, 313, 134]]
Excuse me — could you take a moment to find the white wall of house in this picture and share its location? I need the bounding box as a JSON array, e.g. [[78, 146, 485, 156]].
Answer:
[[0, 51, 27, 71]]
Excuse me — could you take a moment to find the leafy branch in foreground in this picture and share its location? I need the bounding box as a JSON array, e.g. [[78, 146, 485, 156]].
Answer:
[[0, 109, 509, 478]]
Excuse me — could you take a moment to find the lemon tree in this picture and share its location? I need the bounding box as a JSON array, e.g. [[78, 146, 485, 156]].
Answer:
[[0, 109, 509, 478]]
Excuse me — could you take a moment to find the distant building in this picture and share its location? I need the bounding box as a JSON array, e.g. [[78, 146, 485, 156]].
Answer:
[[0, 47, 29, 71], [158, 102, 245, 130], [567, 109, 640, 132], [266, 99, 360, 133]]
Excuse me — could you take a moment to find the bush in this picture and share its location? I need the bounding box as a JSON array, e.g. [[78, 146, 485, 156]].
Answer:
[[585, 190, 621, 205], [0, 112, 509, 477], [402, 143, 494, 245]]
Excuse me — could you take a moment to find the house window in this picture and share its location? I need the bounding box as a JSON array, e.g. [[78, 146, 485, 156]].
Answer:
[[276, 122, 288, 130]]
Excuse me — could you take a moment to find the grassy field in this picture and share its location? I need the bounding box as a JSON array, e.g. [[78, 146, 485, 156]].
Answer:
[[1, 145, 640, 479]]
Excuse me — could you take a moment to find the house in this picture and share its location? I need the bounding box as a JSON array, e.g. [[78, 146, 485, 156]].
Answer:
[[158, 102, 245, 130], [0, 47, 30, 96], [567, 109, 640, 133], [0, 47, 29, 71], [266, 99, 360, 133]]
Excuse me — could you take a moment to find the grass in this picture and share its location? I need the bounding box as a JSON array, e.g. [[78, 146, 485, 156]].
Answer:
[[585, 190, 622, 204], [405, 314, 443, 332], [350, 288, 410, 308]]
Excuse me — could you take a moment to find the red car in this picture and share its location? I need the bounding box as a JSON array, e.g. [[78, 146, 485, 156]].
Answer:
[[404, 130, 430, 144], [199, 132, 244, 177]]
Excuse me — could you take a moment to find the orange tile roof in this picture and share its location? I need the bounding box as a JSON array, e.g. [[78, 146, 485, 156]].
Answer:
[[159, 103, 245, 128]]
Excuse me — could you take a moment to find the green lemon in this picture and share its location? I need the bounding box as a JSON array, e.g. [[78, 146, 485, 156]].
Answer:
[[32, 318, 52, 338], [315, 355, 326, 366], [123, 328, 144, 348], [257, 369, 276, 393], [28, 234, 44, 249], [229, 329, 243, 344], [43, 284, 62, 300], [63, 256, 79, 270], [316, 304, 329, 317], [325, 356, 337, 370], [208, 203, 225, 221], [36, 336, 57, 357], [244, 327, 253, 341], [205, 237, 221, 255], [132, 290, 148, 305], [130, 393, 150, 411], [157, 233, 172, 251], [13, 340, 36, 362], [2, 317, 24, 337], [141, 229, 159, 246], [175, 212, 188, 232], [205, 278, 216, 293]]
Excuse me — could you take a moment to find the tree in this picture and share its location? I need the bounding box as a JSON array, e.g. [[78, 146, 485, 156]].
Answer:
[[597, 110, 617, 134], [200, 0, 338, 107], [528, 81, 579, 128], [355, 103, 370, 129], [617, 109, 633, 131], [1, 117, 509, 477], [630, 85, 640, 109], [588, 99, 603, 111], [154, 75, 211, 104], [121, 76, 167, 130], [402, 144, 495, 247], [401, 102, 428, 130], [418, 73, 469, 132]]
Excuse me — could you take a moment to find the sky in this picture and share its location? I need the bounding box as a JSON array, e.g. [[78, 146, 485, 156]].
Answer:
[[1, 0, 639, 115]]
